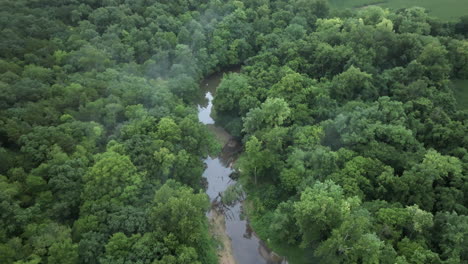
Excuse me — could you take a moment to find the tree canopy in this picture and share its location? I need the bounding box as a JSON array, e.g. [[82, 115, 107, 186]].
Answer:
[[0, 0, 467, 263]]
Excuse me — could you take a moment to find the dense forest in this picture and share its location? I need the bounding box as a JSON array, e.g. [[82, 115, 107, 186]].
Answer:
[[0, 0, 467, 263]]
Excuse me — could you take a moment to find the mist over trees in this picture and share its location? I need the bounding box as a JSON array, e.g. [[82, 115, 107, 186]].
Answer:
[[0, 0, 240, 262], [0, 0, 467, 263]]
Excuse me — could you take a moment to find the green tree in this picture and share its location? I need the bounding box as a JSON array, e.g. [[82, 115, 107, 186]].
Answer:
[[293, 180, 361, 247], [213, 73, 256, 115], [243, 136, 264, 184], [149, 180, 215, 263], [417, 42, 451, 83], [48, 238, 78, 264], [433, 212, 468, 263], [243, 97, 291, 134], [330, 66, 376, 102], [399, 150, 466, 213], [316, 209, 385, 264]]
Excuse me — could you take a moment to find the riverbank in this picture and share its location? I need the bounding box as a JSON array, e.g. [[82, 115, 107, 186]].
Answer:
[[210, 209, 236, 264]]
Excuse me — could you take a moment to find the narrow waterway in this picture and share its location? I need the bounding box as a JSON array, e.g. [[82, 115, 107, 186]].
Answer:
[[197, 70, 287, 264]]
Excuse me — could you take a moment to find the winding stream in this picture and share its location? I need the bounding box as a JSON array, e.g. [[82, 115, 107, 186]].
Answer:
[[198, 70, 287, 264]]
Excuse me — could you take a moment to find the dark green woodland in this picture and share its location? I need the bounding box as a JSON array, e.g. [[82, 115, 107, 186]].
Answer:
[[0, 0, 467, 263]]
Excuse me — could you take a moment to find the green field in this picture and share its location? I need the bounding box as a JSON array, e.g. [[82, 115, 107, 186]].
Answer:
[[452, 79, 468, 110], [330, 0, 468, 21]]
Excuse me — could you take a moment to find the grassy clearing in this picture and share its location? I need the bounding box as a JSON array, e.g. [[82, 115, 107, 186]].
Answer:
[[451, 79, 468, 110], [329, 0, 468, 21]]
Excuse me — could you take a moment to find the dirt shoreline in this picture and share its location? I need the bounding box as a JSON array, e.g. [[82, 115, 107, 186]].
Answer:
[[209, 209, 236, 264]]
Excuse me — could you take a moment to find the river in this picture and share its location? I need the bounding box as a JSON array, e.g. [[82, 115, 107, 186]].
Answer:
[[197, 70, 287, 264]]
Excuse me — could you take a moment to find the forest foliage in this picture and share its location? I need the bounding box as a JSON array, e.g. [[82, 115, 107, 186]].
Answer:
[[0, 0, 238, 263], [211, 1, 468, 263], [0, 0, 467, 263]]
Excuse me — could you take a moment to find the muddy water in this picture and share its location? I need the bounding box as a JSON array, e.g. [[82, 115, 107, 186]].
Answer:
[[198, 70, 287, 264]]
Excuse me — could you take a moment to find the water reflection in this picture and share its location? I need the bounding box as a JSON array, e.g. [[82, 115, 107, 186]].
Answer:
[[203, 157, 234, 200], [197, 92, 215, 125]]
